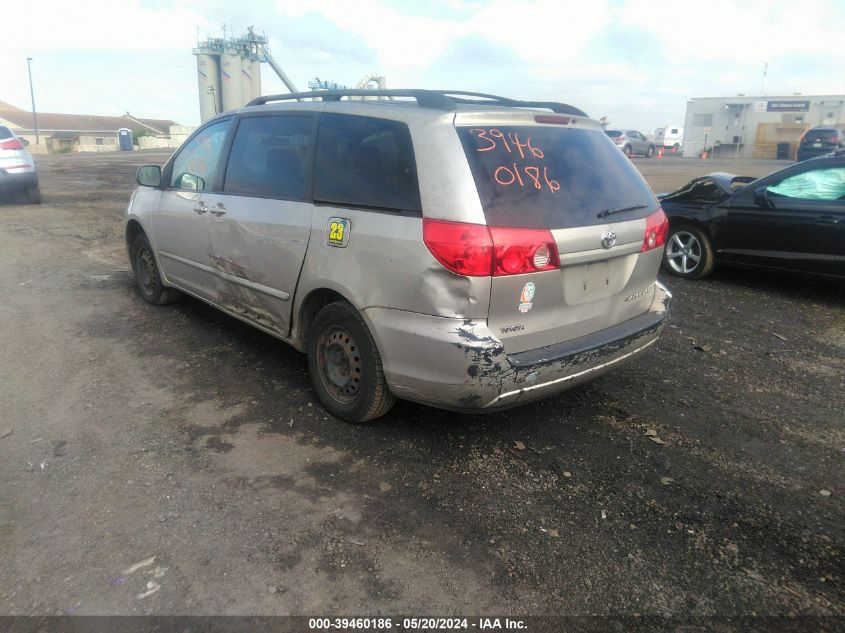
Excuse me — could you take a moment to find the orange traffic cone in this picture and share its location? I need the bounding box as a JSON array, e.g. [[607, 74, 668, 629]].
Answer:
[[657, 147, 664, 158], [701, 150, 709, 159]]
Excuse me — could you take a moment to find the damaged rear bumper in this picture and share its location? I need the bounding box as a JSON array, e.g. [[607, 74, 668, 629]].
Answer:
[[366, 281, 671, 412]]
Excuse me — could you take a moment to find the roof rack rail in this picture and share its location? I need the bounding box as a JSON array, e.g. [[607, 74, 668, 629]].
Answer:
[[246, 89, 457, 110], [436, 91, 588, 117], [245, 89, 589, 117]]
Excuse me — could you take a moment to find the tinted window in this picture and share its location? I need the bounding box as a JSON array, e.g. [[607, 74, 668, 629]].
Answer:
[[170, 119, 230, 190], [224, 115, 312, 199], [767, 167, 845, 201], [458, 126, 656, 229], [0, 126, 13, 139], [605, 130, 622, 138], [314, 114, 421, 212]]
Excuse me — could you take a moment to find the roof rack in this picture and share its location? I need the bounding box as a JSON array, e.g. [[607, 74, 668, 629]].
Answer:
[[245, 89, 589, 117], [436, 91, 588, 117], [246, 89, 456, 110]]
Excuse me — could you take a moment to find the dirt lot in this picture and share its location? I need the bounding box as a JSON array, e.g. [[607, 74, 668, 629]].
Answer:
[[0, 152, 842, 620]]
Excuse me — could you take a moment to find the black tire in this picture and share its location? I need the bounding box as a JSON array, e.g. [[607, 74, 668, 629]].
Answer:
[[645, 145, 655, 158], [130, 233, 181, 305], [662, 224, 714, 279], [623, 145, 633, 157], [307, 301, 395, 423], [25, 184, 41, 204]]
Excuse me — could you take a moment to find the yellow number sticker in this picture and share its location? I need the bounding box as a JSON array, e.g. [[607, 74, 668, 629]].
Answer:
[[326, 217, 350, 247]]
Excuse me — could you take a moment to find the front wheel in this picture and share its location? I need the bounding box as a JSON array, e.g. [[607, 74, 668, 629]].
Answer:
[[663, 225, 714, 279], [130, 233, 182, 305], [645, 146, 655, 158], [307, 301, 395, 423]]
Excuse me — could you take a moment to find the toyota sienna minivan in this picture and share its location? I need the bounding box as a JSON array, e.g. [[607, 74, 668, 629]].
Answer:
[[125, 89, 671, 422]]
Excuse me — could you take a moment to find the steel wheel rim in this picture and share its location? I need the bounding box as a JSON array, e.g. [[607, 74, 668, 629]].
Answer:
[[316, 325, 362, 404], [136, 247, 156, 295], [666, 231, 702, 275]]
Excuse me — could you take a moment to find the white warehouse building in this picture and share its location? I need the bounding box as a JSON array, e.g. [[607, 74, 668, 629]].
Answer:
[[682, 94, 845, 160]]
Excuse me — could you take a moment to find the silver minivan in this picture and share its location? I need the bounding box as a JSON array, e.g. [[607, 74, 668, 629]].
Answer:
[[125, 90, 671, 422]]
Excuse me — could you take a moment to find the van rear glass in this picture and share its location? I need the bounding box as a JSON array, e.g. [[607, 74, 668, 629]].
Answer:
[[0, 126, 13, 139], [458, 126, 656, 229]]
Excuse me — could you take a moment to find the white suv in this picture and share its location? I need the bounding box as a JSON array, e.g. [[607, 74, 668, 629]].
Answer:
[[0, 126, 40, 203]]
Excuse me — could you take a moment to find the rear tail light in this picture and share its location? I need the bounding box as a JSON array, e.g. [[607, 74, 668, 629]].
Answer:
[[489, 226, 559, 275], [423, 219, 559, 277], [534, 115, 570, 125], [641, 209, 669, 252], [0, 138, 24, 150]]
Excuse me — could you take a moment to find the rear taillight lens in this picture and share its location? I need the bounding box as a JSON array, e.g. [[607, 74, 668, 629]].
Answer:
[[423, 219, 560, 277], [0, 139, 24, 150], [641, 209, 669, 252], [534, 115, 570, 125], [422, 219, 493, 276], [488, 226, 559, 275]]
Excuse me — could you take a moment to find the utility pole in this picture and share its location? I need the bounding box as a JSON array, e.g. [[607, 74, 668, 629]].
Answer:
[[26, 57, 39, 145], [760, 62, 768, 96]]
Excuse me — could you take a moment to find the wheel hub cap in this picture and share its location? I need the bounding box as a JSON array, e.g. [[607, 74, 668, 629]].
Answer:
[[317, 326, 362, 404]]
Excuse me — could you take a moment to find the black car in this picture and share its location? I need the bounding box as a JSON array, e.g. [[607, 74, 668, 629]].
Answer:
[[658, 153, 845, 279], [797, 126, 845, 162]]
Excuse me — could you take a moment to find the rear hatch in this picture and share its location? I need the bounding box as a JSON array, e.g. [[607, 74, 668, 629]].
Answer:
[[455, 114, 664, 354], [0, 126, 34, 174], [800, 128, 842, 152]]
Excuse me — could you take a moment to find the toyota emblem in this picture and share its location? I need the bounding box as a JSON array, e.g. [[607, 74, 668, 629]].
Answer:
[[601, 231, 617, 249]]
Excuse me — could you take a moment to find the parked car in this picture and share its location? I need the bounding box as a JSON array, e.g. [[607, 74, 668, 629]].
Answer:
[[0, 125, 40, 203], [658, 152, 845, 279], [797, 126, 845, 161], [605, 129, 656, 157], [125, 89, 671, 422]]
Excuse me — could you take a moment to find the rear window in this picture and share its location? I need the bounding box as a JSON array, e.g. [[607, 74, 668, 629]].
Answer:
[[0, 126, 13, 139], [314, 114, 421, 212], [458, 126, 656, 229], [801, 129, 841, 145], [605, 130, 622, 138]]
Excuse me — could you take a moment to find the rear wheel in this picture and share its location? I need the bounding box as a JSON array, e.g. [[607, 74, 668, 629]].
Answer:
[[25, 184, 41, 204], [130, 233, 182, 304], [307, 301, 395, 423], [663, 225, 714, 279], [623, 145, 633, 157]]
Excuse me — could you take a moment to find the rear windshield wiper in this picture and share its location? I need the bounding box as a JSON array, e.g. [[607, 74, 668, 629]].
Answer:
[[596, 204, 648, 219]]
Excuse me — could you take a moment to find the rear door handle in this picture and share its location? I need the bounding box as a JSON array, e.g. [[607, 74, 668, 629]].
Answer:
[[193, 203, 208, 215], [210, 203, 227, 217], [818, 215, 840, 225]]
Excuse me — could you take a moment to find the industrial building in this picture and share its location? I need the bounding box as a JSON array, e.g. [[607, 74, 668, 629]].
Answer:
[[193, 28, 388, 122], [682, 94, 845, 159], [0, 100, 181, 153]]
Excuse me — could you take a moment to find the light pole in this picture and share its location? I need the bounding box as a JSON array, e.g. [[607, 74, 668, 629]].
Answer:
[[26, 57, 39, 145]]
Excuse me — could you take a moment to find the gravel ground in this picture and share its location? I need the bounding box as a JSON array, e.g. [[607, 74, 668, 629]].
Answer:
[[0, 151, 842, 620]]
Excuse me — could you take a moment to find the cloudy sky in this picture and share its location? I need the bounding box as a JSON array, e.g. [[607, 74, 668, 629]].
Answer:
[[2, 0, 843, 132]]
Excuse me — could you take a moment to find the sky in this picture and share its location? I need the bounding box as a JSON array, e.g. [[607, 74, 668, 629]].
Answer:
[[1, 0, 844, 132]]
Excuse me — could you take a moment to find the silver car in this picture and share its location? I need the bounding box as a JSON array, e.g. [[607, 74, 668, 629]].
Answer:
[[125, 90, 671, 422], [0, 125, 40, 203], [605, 129, 656, 158]]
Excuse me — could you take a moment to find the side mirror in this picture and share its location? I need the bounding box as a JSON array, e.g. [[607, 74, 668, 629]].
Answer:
[[136, 165, 161, 187], [753, 186, 773, 208]]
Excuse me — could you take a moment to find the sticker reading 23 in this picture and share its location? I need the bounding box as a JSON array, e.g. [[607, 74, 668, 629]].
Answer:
[[326, 217, 351, 248], [469, 128, 560, 193]]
